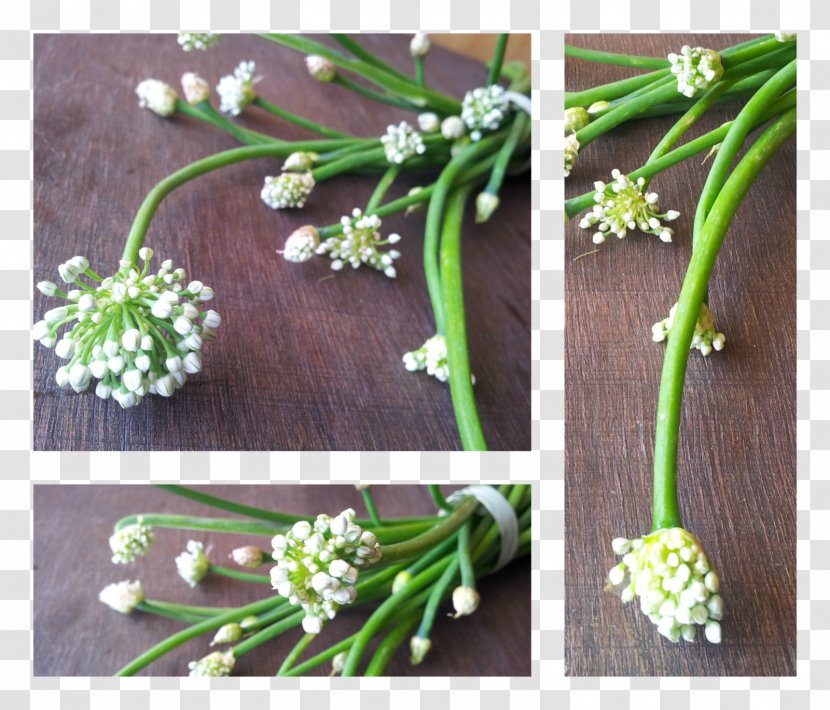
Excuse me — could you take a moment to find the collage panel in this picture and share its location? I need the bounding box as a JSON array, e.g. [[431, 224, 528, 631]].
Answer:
[[564, 33, 796, 675]]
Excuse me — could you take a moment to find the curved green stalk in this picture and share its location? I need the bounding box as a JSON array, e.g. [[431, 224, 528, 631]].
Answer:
[[440, 185, 487, 451], [361, 487, 383, 527], [114, 513, 282, 537], [175, 100, 276, 145], [333, 34, 413, 83], [253, 96, 350, 139], [155, 485, 308, 525], [121, 139, 359, 270], [364, 610, 420, 675], [651, 108, 796, 531], [277, 632, 317, 675], [365, 163, 401, 214], [487, 34, 510, 85], [565, 44, 669, 69], [429, 484, 452, 512], [116, 594, 286, 675], [412, 556, 459, 645], [380, 496, 479, 564], [479, 111, 530, 216], [332, 74, 423, 111], [457, 521, 475, 587], [208, 563, 271, 585], [232, 610, 306, 657], [415, 56, 426, 87], [692, 59, 796, 247]]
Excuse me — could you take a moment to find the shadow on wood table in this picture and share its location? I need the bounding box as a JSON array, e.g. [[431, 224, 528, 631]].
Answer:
[[564, 34, 795, 676], [33, 34, 530, 451], [33, 485, 531, 676]]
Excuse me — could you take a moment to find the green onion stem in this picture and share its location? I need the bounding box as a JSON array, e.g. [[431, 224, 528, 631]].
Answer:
[[364, 610, 420, 676], [487, 34, 510, 85], [208, 563, 271, 585], [232, 610, 306, 657], [651, 107, 796, 532], [332, 74, 423, 111], [332, 34, 414, 83], [428, 484, 452, 512], [440, 185, 488, 451], [155, 485, 307, 525], [565, 44, 669, 70], [114, 513, 282, 537], [457, 521, 476, 588], [253, 96, 350, 139], [365, 163, 401, 214], [361, 487, 383, 527], [277, 632, 317, 675], [415, 56, 426, 87]]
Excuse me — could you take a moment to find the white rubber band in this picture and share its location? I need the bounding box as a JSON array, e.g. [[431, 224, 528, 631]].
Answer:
[[447, 485, 519, 571], [504, 90, 532, 115]]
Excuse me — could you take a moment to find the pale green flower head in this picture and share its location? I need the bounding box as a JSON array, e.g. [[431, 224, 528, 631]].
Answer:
[[607, 527, 723, 643], [175, 540, 210, 587], [565, 107, 590, 135], [110, 517, 154, 564], [188, 649, 235, 677], [564, 134, 579, 177], [652, 302, 726, 356]]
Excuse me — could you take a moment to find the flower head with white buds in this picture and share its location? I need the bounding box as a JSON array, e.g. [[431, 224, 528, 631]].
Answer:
[[306, 55, 336, 83], [188, 649, 235, 677], [135, 79, 178, 118], [177, 32, 219, 52], [652, 302, 726, 356], [668, 46, 724, 98], [181, 72, 210, 105], [99, 580, 144, 614], [317, 209, 401, 278], [279, 225, 320, 263], [110, 517, 154, 564], [210, 623, 243, 646], [216, 60, 256, 116], [282, 151, 319, 173], [34, 249, 220, 408], [607, 527, 723, 644], [441, 115, 466, 141], [231, 545, 265, 568], [410, 32, 431, 58], [565, 106, 590, 135], [564, 134, 579, 177], [381, 121, 427, 165], [578, 170, 679, 244], [175, 540, 209, 587], [451, 585, 480, 618], [269, 509, 381, 634], [403, 334, 449, 382], [261, 172, 315, 209], [461, 85, 511, 141], [775, 31, 797, 42]]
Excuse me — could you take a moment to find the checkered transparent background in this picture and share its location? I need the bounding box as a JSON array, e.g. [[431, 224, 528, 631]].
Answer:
[[0, 0, 824, 707]]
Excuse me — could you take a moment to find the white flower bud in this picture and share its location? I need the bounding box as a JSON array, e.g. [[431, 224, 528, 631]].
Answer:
[[99, 580, 144, 614], [181, 72, 211, 105], [37, 280, 58, 296], [69, 362, 92, 392], [210, 623, 243, 646], [452, 586, 480, 618], [165, 355, 183, 373], [441, 115, 466, 140], [202, 310, 222, 328], [123, 367, 143, 393], [136, 79, 178, 117], [302, 615, 323, 634], [183, 351, 202, 374], [121, 329, 141, 352], [55, 338, 75, 360], [95, 381, 112, 399], [198, 286, 215, 302], [418, 112, 440, 133], [55, 365, 70, 388], [410, 635, 431, 664], [155, 374, 175, 397], [305, 55, 336, 82], [410, 32, 431, 58], [231, 545, 264, 568]]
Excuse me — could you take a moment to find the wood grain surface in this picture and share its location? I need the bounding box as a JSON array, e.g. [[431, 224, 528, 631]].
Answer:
[[33, 485, 531, 676], [564, 35, 796, 676], [32, 34, 530, 451]]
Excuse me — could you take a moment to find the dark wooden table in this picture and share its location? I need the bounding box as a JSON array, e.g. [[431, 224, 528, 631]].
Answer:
[[33, 35, 530, 451], [564, 35, 796, 676], [33, 485, 531, 676]]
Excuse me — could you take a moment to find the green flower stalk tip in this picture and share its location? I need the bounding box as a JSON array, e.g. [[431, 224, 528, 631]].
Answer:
[[217, 60, 256, 116], [136, 79, 177, 117], [578, 170, 679, 245], [564, 106, 590, 134], [381, 121, 427, 164], [461, 84, 511, 141], [210, 623, 243, 646], [231, 545, 265, 568], [34, 250, 220, 409], [175, 540, 209, 587], [392, 570, 413, 594], [99, 580, 144, 614], [181, 72, 210, 106], [564, 134, 579, 177], [331, 651, 347, 675], [188, 649, 235, 677], [110, 517, 154, 564], [451, 585, 480, 618], [317, 209, 400, 278], [177, 32, 219, 53], [239, 615, 259, 630], [652, 302, 726, 356], [270, 509, 382, 634], [587, 100, 610, 115], [668, 46, 724, 98], [607, 528, 723, 644], [410, 32, 431, 58], [410, 635, 431, 665], [261, 172, 316, 209], [775, 31, 796, 42], [306, 55, 336, 83]]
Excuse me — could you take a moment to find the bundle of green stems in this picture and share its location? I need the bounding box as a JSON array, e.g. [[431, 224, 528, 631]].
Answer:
[[564, 34, 796, 644], [33, 33, 530, 451], [102, 484, 531, 676]]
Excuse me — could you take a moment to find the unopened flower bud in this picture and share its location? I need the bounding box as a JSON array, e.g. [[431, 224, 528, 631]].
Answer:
[[231, 545, 265, 568], [451, 586, 480, 618], [475, 192, 500, 223], [565, 106, 590, 134], [135, 79, 178, 117], [210, 623, 243, 646], [410, 32, 431, 58], [587, 100, 610, 115], [282, 152, 319, 172], [37, 280, 58, 297], [181, 72, 211, 105], [441, 115, 466, 140], [306, 55, 336, 82], [410, 635, 431, 664], [418, 112, 440, 133], [99, 580, 144, 614]]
